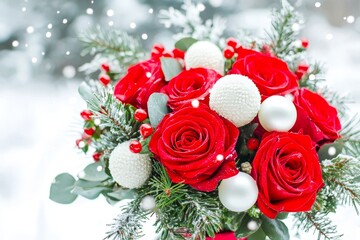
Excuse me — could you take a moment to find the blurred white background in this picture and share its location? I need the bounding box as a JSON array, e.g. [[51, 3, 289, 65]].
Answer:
[[0, 0, 359, 239]]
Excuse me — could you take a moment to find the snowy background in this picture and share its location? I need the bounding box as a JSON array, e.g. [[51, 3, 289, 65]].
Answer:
[[0, 0, 359, 239]]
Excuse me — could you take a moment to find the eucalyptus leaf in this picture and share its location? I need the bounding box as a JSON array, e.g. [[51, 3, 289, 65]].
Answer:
[[49, 173, 78, 204], [106, 188, 136, 200], [175, 37, 197, 51], [72, 185, 107, 200], [78, 81, 94, 102], [78, 162, 110, 182], [248, 227, 267, 240], [277, 212, 289, 220], [160, 57, 182, 81], [147, 93, 169, 128], [318, 141, 343, 161], [235, 214, 262, 238], [261, 216, 290, 240]]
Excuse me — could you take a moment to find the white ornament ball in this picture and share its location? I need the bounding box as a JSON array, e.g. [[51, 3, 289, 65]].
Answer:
[[184, 41, 224, 75], [209, 74, 261, 127], [258, 95, 297, 132], [109, 141, 152, 189], [140, 195, 156, 211], [218, 172, 258, 212]]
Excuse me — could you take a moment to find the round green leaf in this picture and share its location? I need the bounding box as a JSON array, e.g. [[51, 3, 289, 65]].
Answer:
[[78, 162, 110, 182], [261, 216, 289, 240], [175, 37, 198, 51], [49, 173, 78, 204], [235, 214, 262, 238], [147, 93, 169, 128]]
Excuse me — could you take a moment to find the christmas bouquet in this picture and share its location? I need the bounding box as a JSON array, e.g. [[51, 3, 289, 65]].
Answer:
[[50, 1, 360, 239]]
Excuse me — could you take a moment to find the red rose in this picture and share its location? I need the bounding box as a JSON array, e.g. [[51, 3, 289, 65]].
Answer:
[[251, 132, 324, 219], [114, 59, 166, 109], [229, 48, 298, 98], [162, 68, 221, 110], [291, 88, 341, 145], [149, 104, 239, 192]]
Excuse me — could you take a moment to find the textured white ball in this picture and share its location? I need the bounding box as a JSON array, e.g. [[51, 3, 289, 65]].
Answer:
[[184, 41, 224, 75], [258, 95, 297, 132], [109, 141, 152, 189], [209, 74, 261, 127], [218, 172, 258, 212]]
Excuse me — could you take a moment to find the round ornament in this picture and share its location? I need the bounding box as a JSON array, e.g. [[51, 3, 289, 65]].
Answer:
[[109, 141, 152, 189], [209, 74, 261, 127], [258, 95, 297, 132], [184, 41, 224, 75], [218, 172, 258, 212]]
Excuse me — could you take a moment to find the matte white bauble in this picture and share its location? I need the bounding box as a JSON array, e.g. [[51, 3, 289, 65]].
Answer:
[[109, 141, 152, 189], [209, 74, 261, 127], [184, 41, 224, 75], [218, 172, 258, 212], [258, 95, 297, 132]]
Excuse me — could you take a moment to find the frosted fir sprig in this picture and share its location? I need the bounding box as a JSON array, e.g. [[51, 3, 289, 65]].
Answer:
[[159, 0, 226, 44]]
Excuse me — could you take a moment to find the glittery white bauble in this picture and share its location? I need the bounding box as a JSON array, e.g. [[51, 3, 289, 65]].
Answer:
[[218, 172, 258, 212], [109, 141, 152, 189], [209, 74, 261, 127], [184, 41, 224, 75], [258, 95, 297, 132]]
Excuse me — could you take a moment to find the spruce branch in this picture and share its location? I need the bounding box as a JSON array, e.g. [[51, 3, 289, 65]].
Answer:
[[321, 155, 360, 214], [159, 0, 226, 43], [265, 0, 303, 59], [78, 81, 141, 156], [294, 211, 342, 240], [79, 26, 145, 75], [103, 203, 148, 240], [340, 114, 360, 156]]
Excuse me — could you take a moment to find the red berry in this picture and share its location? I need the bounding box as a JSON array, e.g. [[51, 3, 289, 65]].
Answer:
[[247, 138, 259, 151], [162, 51, 173, 58], [84, 127, 95, 136], [80, 110, 92, 121], [295, 70, 306, 80], [298, 63, 309, 72], [92, 152, 102, 161], [226, 37, 238, 49], [99, 75, 111, 86], [172, 48, 185, 59], [134, 109, 148, 122], [223, 46, 235, 59], [152, 43, 165, 53], [129, 140, 142, 153], [301, 38, 309, 48], [101, 63, 110, 72], [140, 123, 153, 138]]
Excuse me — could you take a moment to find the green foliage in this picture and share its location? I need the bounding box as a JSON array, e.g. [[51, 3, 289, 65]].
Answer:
[[261, 216, 289, 240], [79, 26, 145, 76], [78, 81, 141, 157], [340, 114, 360, 156], [147, 93, 169, 128], [104, 203, 148, 240], [160, 57, 183, 81], [321, 155, 360, 213], [294, 211, 342, 240], [50, 162, 135, 205], [265, 0, 303, 59], [175, 37, 197, 51], [50, 173, 78, 204]]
